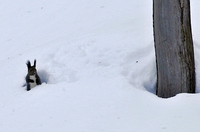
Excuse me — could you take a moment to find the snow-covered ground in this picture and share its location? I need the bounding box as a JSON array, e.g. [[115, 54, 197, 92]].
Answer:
[[0, 0, 200, 131]]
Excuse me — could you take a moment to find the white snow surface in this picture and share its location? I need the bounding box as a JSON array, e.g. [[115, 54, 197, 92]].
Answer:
[[1, 0, 200, 132]]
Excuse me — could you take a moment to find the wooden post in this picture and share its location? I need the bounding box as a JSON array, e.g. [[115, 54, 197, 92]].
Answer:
[[153, 0, 195, 98]]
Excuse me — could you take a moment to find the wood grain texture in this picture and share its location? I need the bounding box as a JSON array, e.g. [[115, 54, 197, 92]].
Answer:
[[153, 0, 195, 98]]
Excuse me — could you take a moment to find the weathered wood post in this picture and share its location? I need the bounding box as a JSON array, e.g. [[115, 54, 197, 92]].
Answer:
[[153, 0, 195, 98]]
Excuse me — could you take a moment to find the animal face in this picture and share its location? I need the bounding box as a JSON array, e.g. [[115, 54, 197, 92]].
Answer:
[[26, 60, 37, 75], [28, 67, 37, 75]]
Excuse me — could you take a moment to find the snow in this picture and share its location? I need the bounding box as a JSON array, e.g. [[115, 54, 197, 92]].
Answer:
[[0, 0, 200, 132]]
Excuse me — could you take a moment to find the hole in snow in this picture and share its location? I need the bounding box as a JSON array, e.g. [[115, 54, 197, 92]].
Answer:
[[37, 70, 49, 84]]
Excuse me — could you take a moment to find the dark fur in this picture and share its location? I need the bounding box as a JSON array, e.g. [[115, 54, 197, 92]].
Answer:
[[26, 59, 41, 91]]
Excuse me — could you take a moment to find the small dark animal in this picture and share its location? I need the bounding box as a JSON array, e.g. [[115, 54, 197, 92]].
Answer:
[[26, 59, 41, 91]]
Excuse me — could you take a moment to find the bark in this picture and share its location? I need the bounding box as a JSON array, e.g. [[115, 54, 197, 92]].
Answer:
[[153, 0, 195, 98]]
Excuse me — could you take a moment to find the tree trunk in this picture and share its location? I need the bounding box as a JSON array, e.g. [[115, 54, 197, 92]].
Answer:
[[153, 0, 195, 98]]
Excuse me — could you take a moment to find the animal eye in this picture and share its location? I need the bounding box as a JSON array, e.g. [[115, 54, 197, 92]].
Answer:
[[30, 69, 35, 72]]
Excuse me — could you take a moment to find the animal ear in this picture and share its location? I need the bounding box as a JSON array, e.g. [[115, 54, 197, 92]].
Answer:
[[34, 59, 36, 67], [26, 60, 31, 69]]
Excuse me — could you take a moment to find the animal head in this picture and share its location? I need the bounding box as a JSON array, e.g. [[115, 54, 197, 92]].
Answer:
[[26, 60, 37, 75]]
